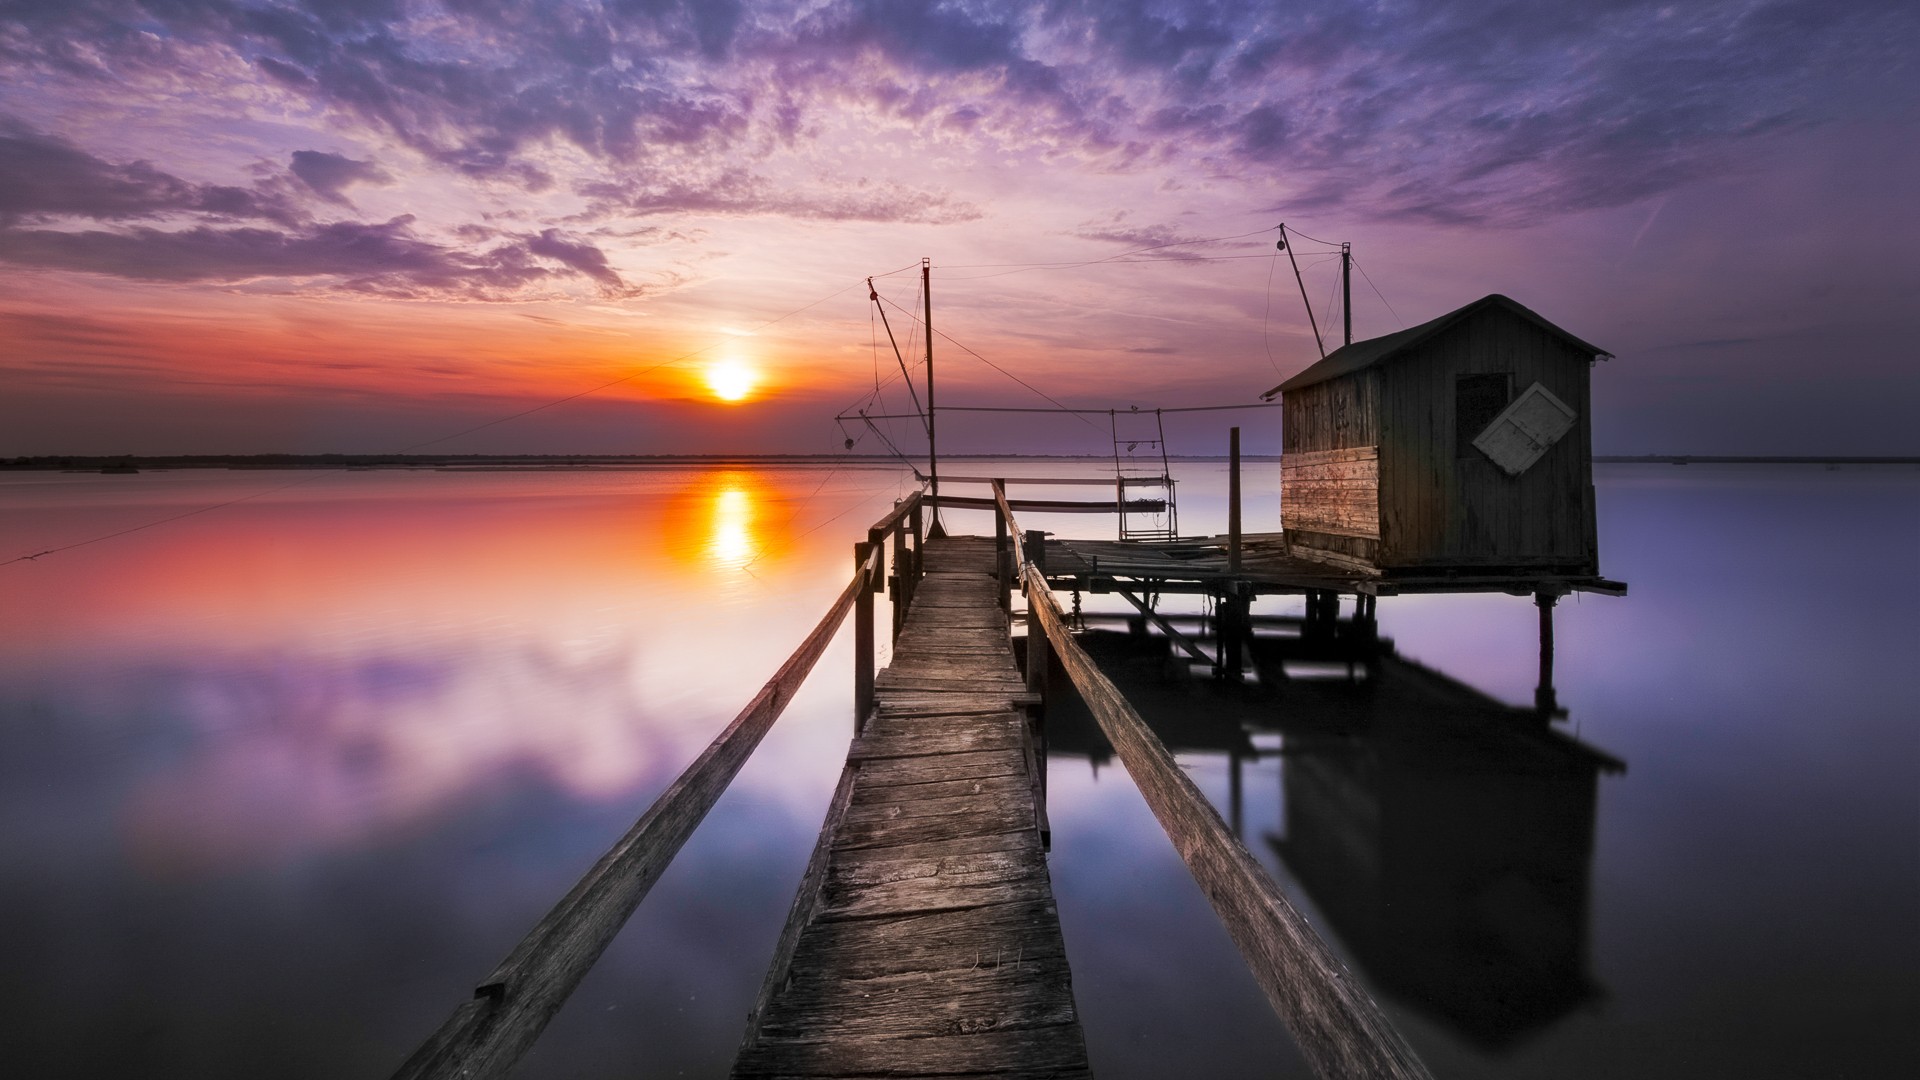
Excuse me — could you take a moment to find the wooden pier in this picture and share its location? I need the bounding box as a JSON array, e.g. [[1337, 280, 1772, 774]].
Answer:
[[391, 487, 1431, 1080], [734, 535, 1087, 1077]]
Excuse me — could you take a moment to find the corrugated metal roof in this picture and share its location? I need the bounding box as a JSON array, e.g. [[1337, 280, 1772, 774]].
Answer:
[[1259, 294, 1611, 399]]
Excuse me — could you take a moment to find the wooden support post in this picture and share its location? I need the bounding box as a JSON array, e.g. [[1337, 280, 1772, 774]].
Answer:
[[1535, 590, 1558, 716], [1229, 426, 1243, 573], [1218, 584, 1249, 680], [854, 542, 875, 732], [1025, 598, 1050, 695], [1024, 529, 1048, 576], [909, 499, 924, 590], [890, 518, 907, 642], [994, 481, 1010, 615]]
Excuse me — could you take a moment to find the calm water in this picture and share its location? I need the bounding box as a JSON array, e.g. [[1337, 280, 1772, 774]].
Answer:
[[0, 462, 1915, 1077]]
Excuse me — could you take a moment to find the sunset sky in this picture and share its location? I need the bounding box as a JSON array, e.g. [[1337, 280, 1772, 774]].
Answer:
[[2, 0, 1915, 457]]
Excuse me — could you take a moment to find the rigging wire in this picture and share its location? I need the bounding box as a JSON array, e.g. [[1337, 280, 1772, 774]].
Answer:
[[1352, 254, 1405, 328], [874, 293, 1106, 434], [1321, 255, 1343, 342], [869, 277, 927, 434], [1260, 248, 1283, 374], [842, 401, 1280, 420], [937, 225, 1284, 270]]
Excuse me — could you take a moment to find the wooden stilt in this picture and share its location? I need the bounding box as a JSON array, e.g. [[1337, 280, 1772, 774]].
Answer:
[[854, 542, 875, 732], [1535, 590, 1558, 716]]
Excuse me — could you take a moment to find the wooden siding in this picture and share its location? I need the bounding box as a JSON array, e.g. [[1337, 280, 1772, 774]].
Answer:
[[1281, 446, 1380, 539], [1280, 371, 1378, 454], [1373, 309, 1597, 572]]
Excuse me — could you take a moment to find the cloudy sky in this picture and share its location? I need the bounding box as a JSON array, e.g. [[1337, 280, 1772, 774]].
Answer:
[[2, 0, 1914, 456]]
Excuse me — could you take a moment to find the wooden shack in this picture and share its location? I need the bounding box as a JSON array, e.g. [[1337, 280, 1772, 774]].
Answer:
[[1262, 294, 1610, 578]]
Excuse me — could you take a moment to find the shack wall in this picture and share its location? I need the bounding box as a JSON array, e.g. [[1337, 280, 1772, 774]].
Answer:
[[1281, 373, 1382, 569], [1375, 312, 1596, 571]]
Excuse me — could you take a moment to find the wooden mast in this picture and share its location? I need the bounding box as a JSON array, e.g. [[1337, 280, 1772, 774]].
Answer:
[[1342, 241, 1352, 347], [923, 257, 942, 535]]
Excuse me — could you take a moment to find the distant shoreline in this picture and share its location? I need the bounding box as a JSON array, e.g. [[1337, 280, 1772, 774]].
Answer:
[[3, 453, 1915, 471]]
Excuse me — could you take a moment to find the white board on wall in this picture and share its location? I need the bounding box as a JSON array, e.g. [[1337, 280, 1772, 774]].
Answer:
[[1472, 382, 1577, 476]]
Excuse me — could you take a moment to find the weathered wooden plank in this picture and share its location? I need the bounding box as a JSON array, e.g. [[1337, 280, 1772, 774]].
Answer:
[[777, 900, 1066, 979], [854, 749, 1028, 787], [850, 772, 1030, 805], [826, 828, 1040, 866], [833, 806, 1035, 851], [849, 729, 1026, 761], [817, 849, 1050, 920], [752, 957, 1079, 1039], [1283, 446, 1380, 467], [734, 1025, 1091, 1077], [880, 672, 1018, 686]]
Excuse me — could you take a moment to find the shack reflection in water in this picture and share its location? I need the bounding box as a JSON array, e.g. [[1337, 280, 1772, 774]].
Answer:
[[1047, 626, 1622, 1051]]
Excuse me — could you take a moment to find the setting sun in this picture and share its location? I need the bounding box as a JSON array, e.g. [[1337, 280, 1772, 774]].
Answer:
[[704, 360, 758, 403]]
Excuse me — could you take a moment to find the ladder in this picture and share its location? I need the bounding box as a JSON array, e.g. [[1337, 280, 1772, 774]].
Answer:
[[1110, 408, 1178, 541]]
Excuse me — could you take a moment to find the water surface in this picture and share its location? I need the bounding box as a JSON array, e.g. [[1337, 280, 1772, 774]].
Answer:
[[0, 462, 1914, 1077]]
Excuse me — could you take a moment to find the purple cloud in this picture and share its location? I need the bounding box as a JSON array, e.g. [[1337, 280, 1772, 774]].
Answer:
[[1, 0, 1914, 228], [0, 214, 652, 300], [0, 118, 305, 227], [288, 150, 392, 205], [575, 169, 981, 224]]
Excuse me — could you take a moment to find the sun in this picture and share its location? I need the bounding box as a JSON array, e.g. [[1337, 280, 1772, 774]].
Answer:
[[704, 360, 758, 403]]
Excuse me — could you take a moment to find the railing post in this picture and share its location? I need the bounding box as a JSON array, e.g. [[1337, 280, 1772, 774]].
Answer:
[[1024, 529, 1048, 577], [890, 517, 908, 642], [910, 498, 924, 591], [1025, 594, 1050, 696], [993, 480, 1010, 616], [1228, 426, 1243, 573], [854, 542, 874, 733]]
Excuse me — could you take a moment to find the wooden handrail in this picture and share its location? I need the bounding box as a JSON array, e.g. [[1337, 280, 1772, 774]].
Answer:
[[991, 480, 1024, 556], [1018, 563, 1432, 1080], [864, 488, 923, 536], [931, 494, 1165, 514], [391, 555, 880, 1080]]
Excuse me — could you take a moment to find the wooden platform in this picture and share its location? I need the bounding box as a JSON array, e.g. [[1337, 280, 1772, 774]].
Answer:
[[733, 536, 1090, 1079], [1048, 533, 1626, 597]]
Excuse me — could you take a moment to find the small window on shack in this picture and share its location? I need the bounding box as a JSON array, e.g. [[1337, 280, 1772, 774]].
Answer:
[[1455, 373, 1512, 458]]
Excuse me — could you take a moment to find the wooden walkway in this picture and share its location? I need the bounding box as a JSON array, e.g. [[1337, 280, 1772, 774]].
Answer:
[[734, 536, 1090, 1079]]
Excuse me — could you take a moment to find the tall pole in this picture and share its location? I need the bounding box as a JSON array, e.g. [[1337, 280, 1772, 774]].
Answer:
[[1228, 426, 1243, 573], [1341, 242, 1353, 347], [1280, 224, 1324, 360], [922, 257, 939, 534]]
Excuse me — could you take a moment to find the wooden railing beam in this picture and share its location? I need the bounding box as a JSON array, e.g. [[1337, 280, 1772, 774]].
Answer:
[[1020, 565, 1433, 1080], [391, 556, 878, 1080]]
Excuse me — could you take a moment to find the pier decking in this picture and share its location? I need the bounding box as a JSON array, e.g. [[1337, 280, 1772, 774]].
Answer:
[[392, 489, 1431, 1080], [734, 536, 1089, 1078]]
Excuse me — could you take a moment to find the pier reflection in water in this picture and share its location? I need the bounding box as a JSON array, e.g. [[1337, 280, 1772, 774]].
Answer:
[[1046, 625, 1623, 1052]]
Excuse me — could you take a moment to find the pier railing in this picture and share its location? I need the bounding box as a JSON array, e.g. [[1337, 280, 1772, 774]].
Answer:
[[988, 480, 1433, 1080], [391, 491, 927, 1080]]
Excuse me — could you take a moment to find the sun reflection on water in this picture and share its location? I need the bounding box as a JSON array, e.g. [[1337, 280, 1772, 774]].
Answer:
[[709, 485, 754, 566]]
